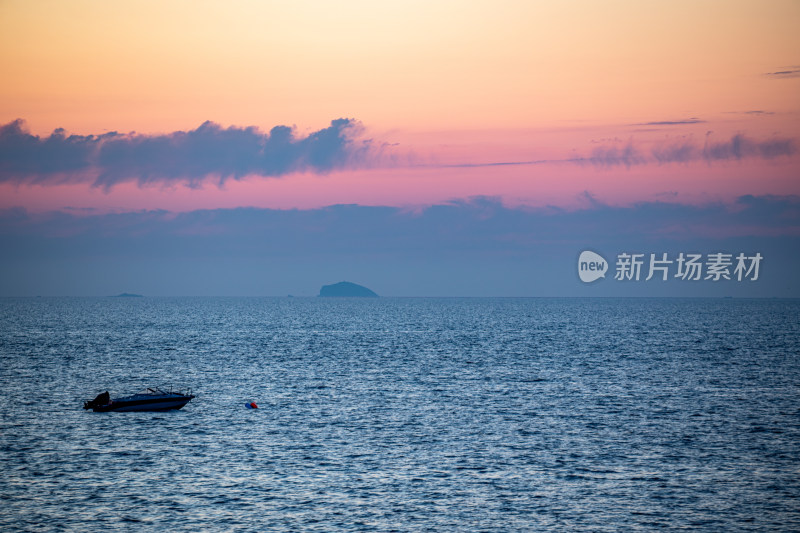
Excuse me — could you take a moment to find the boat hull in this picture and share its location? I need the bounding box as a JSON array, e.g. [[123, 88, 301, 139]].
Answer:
[[89, 393, 194, 412]]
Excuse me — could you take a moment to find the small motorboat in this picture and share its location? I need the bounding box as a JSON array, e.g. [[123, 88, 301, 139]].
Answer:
[[83, 387, 194, 412]]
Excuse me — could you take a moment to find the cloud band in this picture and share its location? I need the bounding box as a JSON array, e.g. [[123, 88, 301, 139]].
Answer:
[[0, 118, 370, 189]]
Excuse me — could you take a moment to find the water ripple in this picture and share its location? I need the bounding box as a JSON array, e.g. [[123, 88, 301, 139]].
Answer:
[[1, 297, 798, 531]]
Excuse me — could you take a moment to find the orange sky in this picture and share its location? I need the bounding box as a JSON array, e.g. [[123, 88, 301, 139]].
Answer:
[[1, 0, 798, 211]]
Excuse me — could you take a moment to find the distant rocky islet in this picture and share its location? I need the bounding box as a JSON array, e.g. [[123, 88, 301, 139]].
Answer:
[[318, 281, 378, 298]]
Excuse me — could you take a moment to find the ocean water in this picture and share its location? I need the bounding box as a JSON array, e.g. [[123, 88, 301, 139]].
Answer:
[[1, 297, 799, 531]]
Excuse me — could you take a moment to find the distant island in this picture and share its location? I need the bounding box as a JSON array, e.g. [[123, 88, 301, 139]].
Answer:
[[110, 293, 143, 298], [319, 281, 378, 298]]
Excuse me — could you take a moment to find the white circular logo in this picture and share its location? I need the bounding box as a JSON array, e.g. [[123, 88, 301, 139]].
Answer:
[[578, 250, 608, 283]]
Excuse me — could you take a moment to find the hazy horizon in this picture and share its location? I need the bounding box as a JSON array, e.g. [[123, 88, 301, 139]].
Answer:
[[1, 1, 798, 298]]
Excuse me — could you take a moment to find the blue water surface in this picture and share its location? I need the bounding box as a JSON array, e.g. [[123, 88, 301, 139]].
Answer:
[[1, 297, 799, 531]]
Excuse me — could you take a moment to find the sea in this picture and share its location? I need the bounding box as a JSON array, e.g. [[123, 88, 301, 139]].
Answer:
[[1, 297, 798, 531]]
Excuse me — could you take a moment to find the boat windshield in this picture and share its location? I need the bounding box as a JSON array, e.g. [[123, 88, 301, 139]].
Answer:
[[137, 387, 192, 396]]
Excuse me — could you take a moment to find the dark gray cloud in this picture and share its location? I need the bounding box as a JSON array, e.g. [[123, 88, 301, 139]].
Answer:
[[636, 119, 706, 126], [2, 119, 796, 186], [1, 195, 798, 297], [652, 141, 698, 164], [765, 68, 800, 79], [703, 133, 796, 161], [579, 142, 648, 168], [0, 118, 372, 189], [574, 134, 796, 168], [417, 132, 796, 171], [9, 194, 799, 242], [0, 119, 103, 184]]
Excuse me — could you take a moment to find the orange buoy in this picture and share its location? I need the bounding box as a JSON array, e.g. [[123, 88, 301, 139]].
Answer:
[[249, 401, 258, 409]]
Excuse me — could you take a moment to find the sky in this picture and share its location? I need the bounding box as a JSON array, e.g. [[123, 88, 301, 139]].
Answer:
[[0, 0, 798, 296]]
